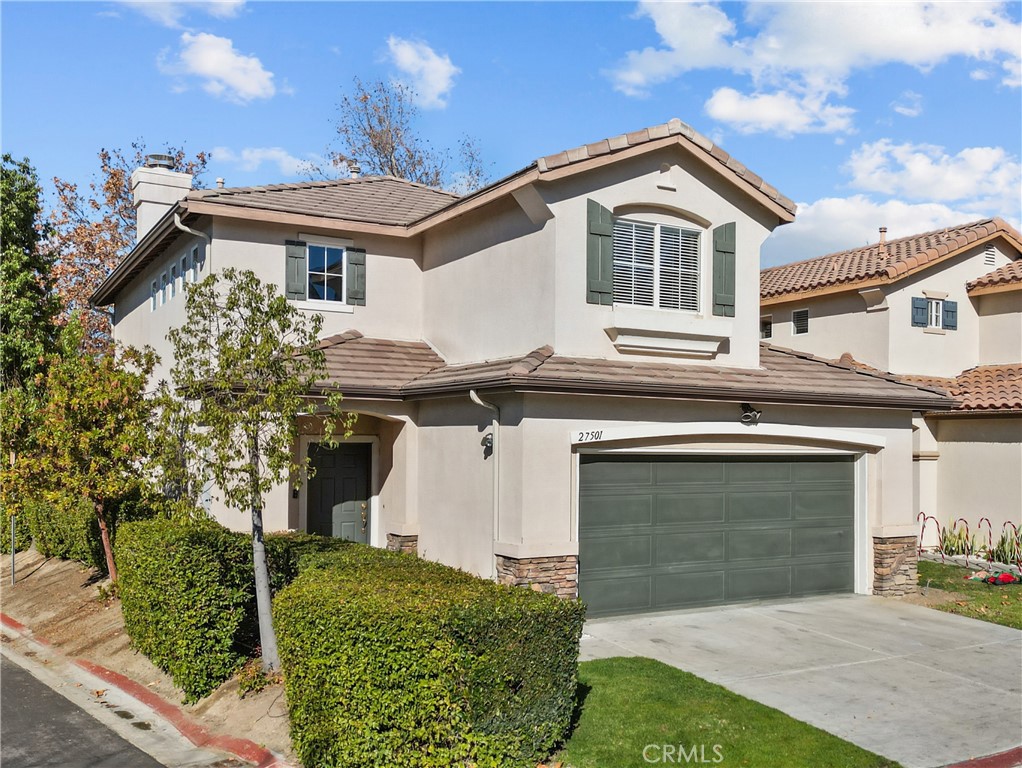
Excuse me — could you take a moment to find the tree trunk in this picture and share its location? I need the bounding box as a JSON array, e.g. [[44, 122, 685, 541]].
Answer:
[[249, 431, 281, 672], [95, 502, 118, 583]]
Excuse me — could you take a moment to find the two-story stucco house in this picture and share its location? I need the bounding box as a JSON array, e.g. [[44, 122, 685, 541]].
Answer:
[[92, 120, 952, 616], [760, 221, 1022, 546]]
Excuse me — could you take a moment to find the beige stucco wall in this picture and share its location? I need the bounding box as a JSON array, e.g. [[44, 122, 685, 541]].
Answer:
[[977, 291, 1022, 365], [934, 416, 1022, 538], [763, 242, 1019, 377]]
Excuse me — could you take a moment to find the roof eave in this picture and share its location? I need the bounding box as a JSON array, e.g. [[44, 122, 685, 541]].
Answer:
[[967, 281, 1021, 297], [184, 200, 413, 238]]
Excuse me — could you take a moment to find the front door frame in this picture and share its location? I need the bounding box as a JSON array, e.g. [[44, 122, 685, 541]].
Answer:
[[298, 434, 381, 548]]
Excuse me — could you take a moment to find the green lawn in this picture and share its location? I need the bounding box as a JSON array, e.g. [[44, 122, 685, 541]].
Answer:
[[917, 560, 1022, 630], [554, 657, 900, 768]]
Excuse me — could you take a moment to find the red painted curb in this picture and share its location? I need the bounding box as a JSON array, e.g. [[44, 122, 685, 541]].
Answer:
[[943, 747, 1022, 768], [1, 611, 286, 768]]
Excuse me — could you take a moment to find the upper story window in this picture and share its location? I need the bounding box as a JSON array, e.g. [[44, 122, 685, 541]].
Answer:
[[760, 316, 773, 339], [307, 244, 346, 302], [612, 219, 699, 311], [911, 295, 957, 331], [150, 281, 158, 312], [792, 308, 810, 335], [170, 265, 178, 298]]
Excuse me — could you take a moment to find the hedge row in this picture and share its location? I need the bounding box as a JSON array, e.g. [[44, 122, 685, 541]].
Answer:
[[116, 518, 348, 701], [274, 547, 586, 768]]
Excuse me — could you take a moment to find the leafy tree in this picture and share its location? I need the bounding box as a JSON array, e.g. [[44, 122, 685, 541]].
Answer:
[[165, 269, 352, 671], [49, 143, 208, 353], [318, 77, 488, 193], [20, 319, 156, 580], [1, 154, 59, 386]]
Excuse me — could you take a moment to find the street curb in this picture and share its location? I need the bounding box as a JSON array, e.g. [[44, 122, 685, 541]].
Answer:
[[942, 747, 1022, 768], [1, 612, 293, 768]]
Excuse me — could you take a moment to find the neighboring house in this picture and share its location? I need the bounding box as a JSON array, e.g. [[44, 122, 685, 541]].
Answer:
[[760, 221, 1022, 546], [92, 119, 951, 617]]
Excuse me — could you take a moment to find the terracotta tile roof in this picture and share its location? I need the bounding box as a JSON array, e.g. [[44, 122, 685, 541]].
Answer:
[[188, 176, 460, 226], [761, 218, 1022, 301], [536, 118, 796, 217], [320, 333, 950, 409], [314, 331, 444, 397], [967, 260, 1022, 294], [901, 364, 1022, 413]]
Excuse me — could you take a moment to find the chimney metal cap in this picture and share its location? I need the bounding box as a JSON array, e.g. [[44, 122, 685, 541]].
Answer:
[[145, 153, 176, 170]]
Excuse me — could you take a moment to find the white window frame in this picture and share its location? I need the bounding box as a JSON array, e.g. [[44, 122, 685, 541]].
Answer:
[[927, 298, 943, 329], [150, 281, 158, 312], [191, 245, 202, 279], [792, 308, 810, 335], [612, 217, 701, 313], [170, 265, 178, 298], [160, 273, 168, 306], [181, 253, 190, 286], [760, 315, 773, 339], [305, 241, 348, 305]]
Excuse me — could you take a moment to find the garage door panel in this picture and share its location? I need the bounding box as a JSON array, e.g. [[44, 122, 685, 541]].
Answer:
[[795, 490, 854, 519], [580, 535, 652, 571], [728, 566, 792, 601], [583, 575, 652, 615], [728, 529, 791, 560], [579, 456, 855, 617], [795, 526, 852, 556], [581, 494, 653, 528], [654, 461, 726, 485], [794, 562, 854, 594], [728, 492, 792, 521], [655, 493, 725, 524], [656, 532, 724, 565], [727, 462, 793, 484], [580, 460, 653, 486], [655, 571, 725, 608]]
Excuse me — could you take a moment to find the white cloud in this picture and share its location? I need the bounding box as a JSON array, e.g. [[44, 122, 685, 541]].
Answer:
[[846, 139, 1021, 216], [120, 1, 244, 28], [386, 36, 460, 109], [212, 146, 312, 176], [970, 68, 992, 81], [705, 87, 854, 136], [761, 195, 982, 266], [891, 90, 923, 117], [159, 32, 275, 103], [610, 2, 1021, 135]]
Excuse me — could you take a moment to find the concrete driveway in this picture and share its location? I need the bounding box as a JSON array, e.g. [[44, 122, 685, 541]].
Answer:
[[581, 595, 1022, 768]]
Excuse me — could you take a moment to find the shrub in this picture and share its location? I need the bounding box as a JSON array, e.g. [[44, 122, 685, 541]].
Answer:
[[115, 521, 348, 702], [274, 546, 586, 768], [27, 496, 104, 568], [1, 504, 34, 554]]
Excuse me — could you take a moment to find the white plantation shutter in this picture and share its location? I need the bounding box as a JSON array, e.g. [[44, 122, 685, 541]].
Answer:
[[614, 219, 699, 311], [613, 221, 655, 306], [659, 226, 699, 311]]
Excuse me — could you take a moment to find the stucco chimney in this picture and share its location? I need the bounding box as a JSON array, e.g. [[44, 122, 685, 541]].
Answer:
[[878, 226, 888, 256], [131, 154, 193, 243]]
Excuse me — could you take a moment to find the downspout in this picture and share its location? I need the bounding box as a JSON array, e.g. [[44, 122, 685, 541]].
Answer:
[[173, 211, 212, 273], [469, 389, 500, 579]]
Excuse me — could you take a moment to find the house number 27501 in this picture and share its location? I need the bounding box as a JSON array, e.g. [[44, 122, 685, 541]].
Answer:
[[576, 430, 604, 443]]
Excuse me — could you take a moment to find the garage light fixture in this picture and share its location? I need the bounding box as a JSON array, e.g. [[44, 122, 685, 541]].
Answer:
[[740, 403, 762, 425]]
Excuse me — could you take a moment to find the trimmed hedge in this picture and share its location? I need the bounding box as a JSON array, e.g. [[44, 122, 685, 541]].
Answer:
[[274, 547, 586, 768], [116, 519, 344, 702]]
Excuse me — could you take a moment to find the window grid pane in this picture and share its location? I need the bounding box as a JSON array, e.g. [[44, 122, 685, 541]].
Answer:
[[927, 299, 943, 328], [613, 221, 655, 307], [307, 244, 345, 303], [658, 226, 699, 311], [614, 220, 698, 311]]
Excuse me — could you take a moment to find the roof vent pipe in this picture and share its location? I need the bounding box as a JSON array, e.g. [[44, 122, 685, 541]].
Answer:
[[878, 226, 888, 256], [348, 160, 361, 179], [145, 153, 176, 170], [216, 177, 225, 189]]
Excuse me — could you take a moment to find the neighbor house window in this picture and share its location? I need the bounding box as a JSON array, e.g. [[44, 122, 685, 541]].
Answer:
[[192, 245, 204, 277], [760, 316, 773, 339], [181, 254, 191, 285], [150, 281, 158, 311], [307, 244, 346, 303], [613, 219, 699, 311], [170, 265, 178, 298], [927, 298, 943, 328], [160, 273, 168, 305], [792, 309, 809, 335]]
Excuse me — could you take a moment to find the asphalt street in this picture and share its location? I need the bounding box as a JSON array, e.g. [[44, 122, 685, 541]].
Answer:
[[1, 654, 167, 768]]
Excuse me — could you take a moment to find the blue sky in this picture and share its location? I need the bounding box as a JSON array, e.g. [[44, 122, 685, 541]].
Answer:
[[3, 1, 1020, 265]]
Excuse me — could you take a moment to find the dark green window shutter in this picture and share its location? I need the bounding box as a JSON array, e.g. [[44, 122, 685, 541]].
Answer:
[[285, 240, 307, 301], [586, 199, 614, 305], [712, 222, 736, 317], [347, 248, 366, 306], [911, 297, 927, 327], [942, 300, 957, 330]]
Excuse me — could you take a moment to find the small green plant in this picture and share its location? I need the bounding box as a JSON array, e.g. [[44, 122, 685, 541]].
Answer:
[[939, 519, 976, 557], [988, 527, 1022, 566], [95, 582, 119, 602], [237, 657, 280, 698]]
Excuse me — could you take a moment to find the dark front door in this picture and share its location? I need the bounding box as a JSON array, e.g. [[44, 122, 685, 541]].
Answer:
[[307, 442, 371, 543]]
